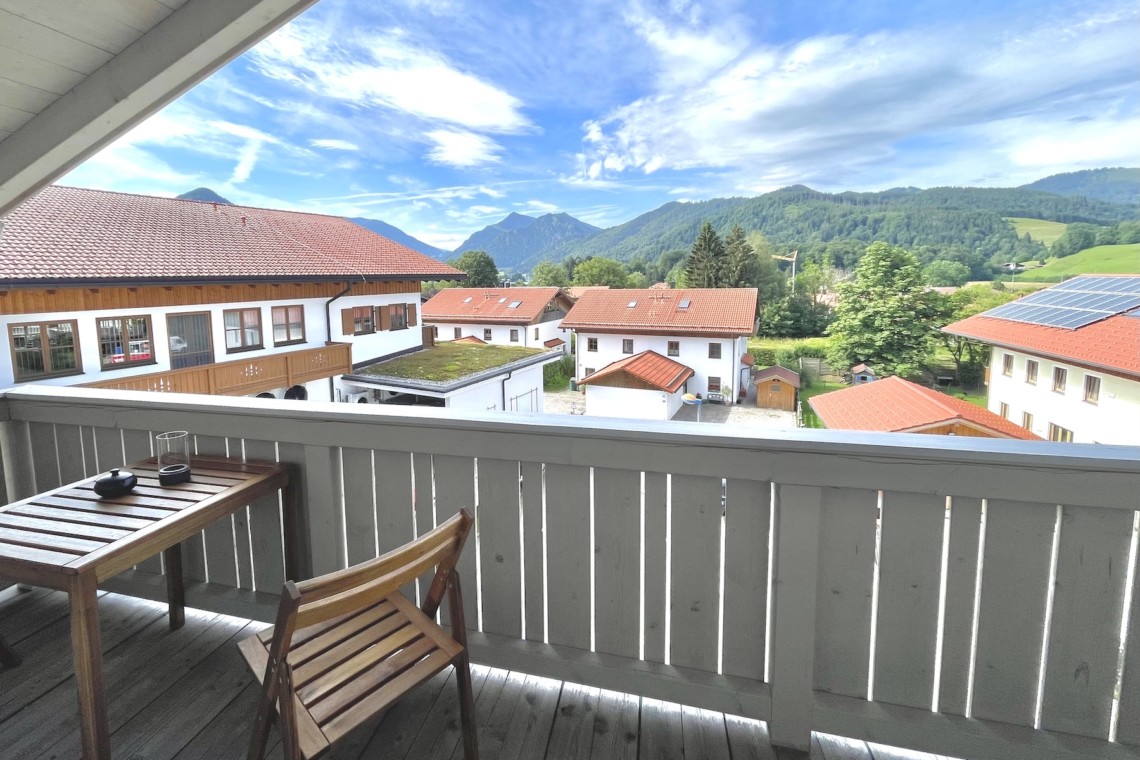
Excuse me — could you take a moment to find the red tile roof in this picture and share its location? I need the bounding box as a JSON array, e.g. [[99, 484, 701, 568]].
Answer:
[[809, 376, 1041, 439], [753, 365, 801, 388], [0, 185, 462, 284], [452, 335, 487, 345], [422, 287, 571, 324], [578, 350, 694, 393], [543, 338, 565, 348], [944, 312, 1140, 379], [562, 288, 758, 336]]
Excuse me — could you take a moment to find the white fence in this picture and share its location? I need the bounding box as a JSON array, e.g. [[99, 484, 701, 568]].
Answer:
[[2, 385, 1139, 760]]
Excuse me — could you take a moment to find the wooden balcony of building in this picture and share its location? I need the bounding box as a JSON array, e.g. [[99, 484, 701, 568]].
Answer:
[[79, 342, 353, 396], [1, 385, 1139, 760]]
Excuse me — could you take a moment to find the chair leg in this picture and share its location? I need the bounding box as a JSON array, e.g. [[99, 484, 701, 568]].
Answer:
[[455, 656, 479, 760], [0, 634, 19, 668], [247, 661, 280, 760]]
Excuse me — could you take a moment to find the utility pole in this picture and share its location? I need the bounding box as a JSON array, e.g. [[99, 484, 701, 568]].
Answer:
[[772, 250, 799, 295]]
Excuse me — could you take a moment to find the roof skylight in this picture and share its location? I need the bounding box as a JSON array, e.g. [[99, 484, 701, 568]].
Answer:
[[463, 297, 473, 303], [628, 300, 637, 308], [508, 301, 522, 308]]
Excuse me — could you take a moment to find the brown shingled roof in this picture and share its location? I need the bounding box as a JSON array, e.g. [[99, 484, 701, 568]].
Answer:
[[809, 376, 1041, 439], [578, 351, 694, 393], [0, 185, 462, 284], [562, 288, 758, 337], [422, 287, 571, 324]]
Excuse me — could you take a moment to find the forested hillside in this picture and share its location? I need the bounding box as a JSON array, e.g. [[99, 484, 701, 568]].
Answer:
[[1021, 168, 1140, 205]]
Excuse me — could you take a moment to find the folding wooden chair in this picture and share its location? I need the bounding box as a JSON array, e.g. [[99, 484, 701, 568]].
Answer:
[[239, 509, 478, 760], [0, 633, 18, 668]]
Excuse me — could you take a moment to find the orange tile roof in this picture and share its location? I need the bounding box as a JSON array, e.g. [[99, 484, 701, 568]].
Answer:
[[452, 335, 487, 345], [562, 288, 758, 336], [578, 350, 694, 393], [809, 376, 1041, 439], [543, 338, 565, 348], [0, 185, 462, 284], [422, 287, 571, 324], [944, 312, 1140, 379]]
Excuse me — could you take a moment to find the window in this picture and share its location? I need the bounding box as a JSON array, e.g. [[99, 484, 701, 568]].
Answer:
[[1022, 412, 1034, 430], [1002, 354, 1013, 376], [167, 313, 212, 369], [1052, 366, 1066, 393], [667, 341, 680, 357], [622, 339, 633, 354], [587, 338, 598, 352], [387, 304, 408, 331], [1025, 359, 1038, 385], [344, 306, 374, 336], [224, 309, 262, 351], [708, 376, 722, 393], [999, 402, 1009, 419], [97, 315, 153, 368], [483, 328, 492, 341], [432, 326, 439, 339], [584, 367, 595, 376], [271, 305, 305, 345], [454, 328, 462, 339], [1049, 423, 1074, 442], [510, 329, 519, 342], [1084, 375, 1101, 404], [708, 342, 721, 359], [534, 327, 540, 340], [9, 320, 79, 380]]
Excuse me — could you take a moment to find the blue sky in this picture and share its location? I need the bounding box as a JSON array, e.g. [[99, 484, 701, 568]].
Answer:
[[63, 0, 1139, 251]]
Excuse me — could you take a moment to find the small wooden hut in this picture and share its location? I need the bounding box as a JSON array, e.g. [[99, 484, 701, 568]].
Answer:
[[753, 365, 800, 411]]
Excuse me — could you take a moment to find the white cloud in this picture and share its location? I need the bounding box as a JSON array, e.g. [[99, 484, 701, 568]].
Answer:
[[523, 200, 558, 213], [468, 205, 502, 214], [425, 129, 503, 167], [229, 140, 262, 183], [310, 138, 361, 151], [478, 185, 506, 198]]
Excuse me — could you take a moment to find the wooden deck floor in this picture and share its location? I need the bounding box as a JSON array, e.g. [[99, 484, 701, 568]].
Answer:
[[0, 588, 957, 760]]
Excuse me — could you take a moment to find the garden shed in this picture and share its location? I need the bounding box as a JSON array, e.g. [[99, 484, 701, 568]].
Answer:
[[753, 365, 800, 411]]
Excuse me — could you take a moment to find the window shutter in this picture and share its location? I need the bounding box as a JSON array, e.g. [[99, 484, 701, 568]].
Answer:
[[407, 304, 418, 327], [341, 309, 355, 336], [378, 306, 391, 331]]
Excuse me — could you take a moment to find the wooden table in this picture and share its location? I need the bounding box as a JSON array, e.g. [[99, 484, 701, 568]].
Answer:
[[0, 455, 297, 759]]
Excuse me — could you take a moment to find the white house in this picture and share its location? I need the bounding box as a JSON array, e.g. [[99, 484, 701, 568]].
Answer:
[[422, 286, 574, 353], [0, 186, 462, 403], [561, 288, 759, 403], [943, 275, 1140, 444]]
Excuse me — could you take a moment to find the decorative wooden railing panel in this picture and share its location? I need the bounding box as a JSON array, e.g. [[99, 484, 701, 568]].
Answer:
[[81, 343, 351, 396], [1, 386, 1139, 760]]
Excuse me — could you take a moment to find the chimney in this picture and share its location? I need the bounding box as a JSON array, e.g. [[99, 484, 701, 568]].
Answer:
[[241, 215, 247, 226], [211, 202, 217, 210]]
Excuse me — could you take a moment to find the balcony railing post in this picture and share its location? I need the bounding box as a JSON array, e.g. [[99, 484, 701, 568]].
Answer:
[[0, 401, 36, 505], [769, 483, 823, 751], [300, 444, 345, 578]]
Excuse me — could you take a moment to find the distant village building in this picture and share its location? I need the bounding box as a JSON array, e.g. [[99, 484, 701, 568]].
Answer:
[[752, 365, 800, 411], [0, 186, 461, 402], [943, 274, 1140, 444], [810, 376, 1041, 439], [421, 286, 573, 353]]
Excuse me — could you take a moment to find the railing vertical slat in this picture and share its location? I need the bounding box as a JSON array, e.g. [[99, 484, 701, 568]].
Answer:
[[722, 478, 771, 681], [813, 487, 877, 698], [521, 461, 544, 643], [544, 463, 591, 651], [432, 454, 477, 625], [27, 422, 59, 493], [593, 467, 641, 659], [1118, 528, 1140, 747], [341, 447, 377, 566], [643, 472, 668, 663], [1040, 504, 1133, 739], [937, 496, 982, 716], [874, 492, 945, 709], [769, 484, 822, 750], [476, 458, 522, 638], [971, 499, 1056, 727], [54, 424, 88, 484], [121, 428, 162, 576], [668, 474, 722, 672], [277, 442, 340, 579], [372, 450, 415, 603], [412, 452, 435, 608], [193, 435, 237, 587], [0, 416, 35, 503], [243, 439, 286, 589]]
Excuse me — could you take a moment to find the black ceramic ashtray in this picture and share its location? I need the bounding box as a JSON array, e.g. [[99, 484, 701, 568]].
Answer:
[[94, 468, 137, 498], [159, 463, 191, 485]]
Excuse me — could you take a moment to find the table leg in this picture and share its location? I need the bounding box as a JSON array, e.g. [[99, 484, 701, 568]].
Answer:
[[70, 573, 110, 760], [164, 543, 185, 630], [281, 470, 301, 582]]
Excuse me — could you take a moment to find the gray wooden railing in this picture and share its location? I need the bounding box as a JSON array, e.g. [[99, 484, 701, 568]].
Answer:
[[1, 385, 1139, 760]]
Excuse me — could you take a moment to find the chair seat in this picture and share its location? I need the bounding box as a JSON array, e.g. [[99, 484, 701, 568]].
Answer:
[[239, 592, 463, 758]]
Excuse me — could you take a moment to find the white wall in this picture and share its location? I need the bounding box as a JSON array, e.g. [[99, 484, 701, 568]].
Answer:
[[585, 384, 675, 421], [986, 347, 1140, 444], [428, 318, 569, 352], [576, 332, 746, 398], [442, 362, 546, 414]]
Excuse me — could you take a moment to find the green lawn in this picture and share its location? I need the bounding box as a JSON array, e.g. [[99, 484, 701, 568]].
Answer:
[[358, 343, 544, 382], [1017, 243, 1140, 282], [1005, 217, 1067, 246], [798, 380, 846, 428]]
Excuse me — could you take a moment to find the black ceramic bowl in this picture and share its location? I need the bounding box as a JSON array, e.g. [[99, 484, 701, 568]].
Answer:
[[94, 468, 137, 498]]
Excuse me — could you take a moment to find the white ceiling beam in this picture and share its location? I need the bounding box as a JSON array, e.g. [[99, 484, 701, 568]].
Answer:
[[0, 0, 319, 216]]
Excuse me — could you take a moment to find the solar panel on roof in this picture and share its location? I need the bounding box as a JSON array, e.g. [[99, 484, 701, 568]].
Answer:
[[985, 276, 1140, 330]]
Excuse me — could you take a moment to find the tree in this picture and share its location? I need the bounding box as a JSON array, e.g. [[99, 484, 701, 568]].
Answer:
[[938, 285, 1019, 385], [722, 225, 757, 288], [573, 257, 630, 288], [745, 232, 786, 304], [827, 242, 946, 377], [530, 261, 570, 287], [924, 260, 971, 287], [449, 250, 499, 287], [684, 222, 726, 288]]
